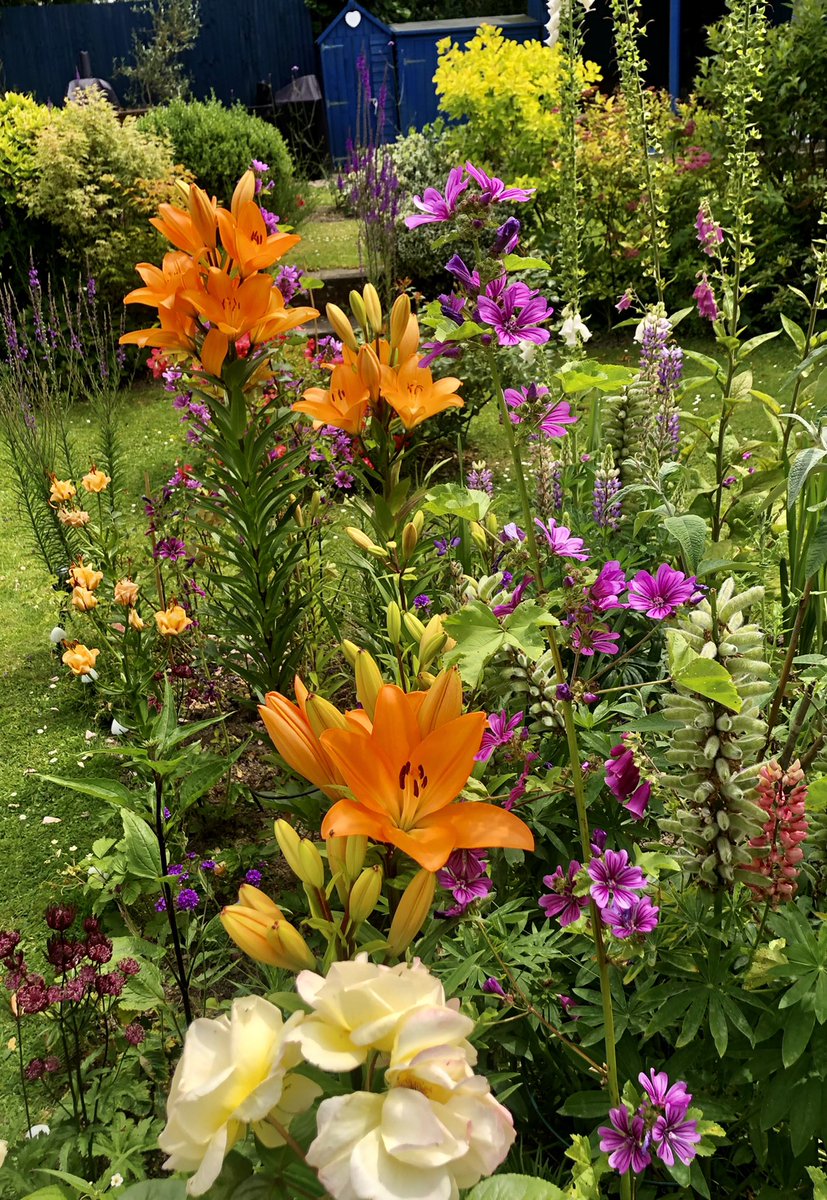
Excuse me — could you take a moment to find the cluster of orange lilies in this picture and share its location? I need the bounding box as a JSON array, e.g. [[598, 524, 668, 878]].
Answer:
[[120, 171, 318, 377], [259, 664, 534, 874], [293, 292, 465, 435]]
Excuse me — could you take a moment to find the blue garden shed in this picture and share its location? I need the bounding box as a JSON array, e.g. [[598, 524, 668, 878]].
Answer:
[[317, 2, 544, 161]]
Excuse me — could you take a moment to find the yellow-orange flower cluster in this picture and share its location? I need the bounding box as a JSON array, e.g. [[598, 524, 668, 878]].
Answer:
[[294, 296, 463, 435], [120, 172, 319, 377]]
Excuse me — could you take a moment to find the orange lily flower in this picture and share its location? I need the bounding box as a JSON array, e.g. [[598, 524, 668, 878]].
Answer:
[[319, 684, 534, 872], [119, 305, 197, 357], [150, 183, 218, 256], [216, 202, 301, 276], [259, 677, 348, 802], [123, 252, 198, 314], [249, 290, 319, 345], [293, 362, 370, 435], [379, 355, 464, 430]]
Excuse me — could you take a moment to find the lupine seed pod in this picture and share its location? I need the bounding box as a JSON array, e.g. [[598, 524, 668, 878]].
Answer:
[[660, 577, 772, 888], [747, 760, 808, 905]]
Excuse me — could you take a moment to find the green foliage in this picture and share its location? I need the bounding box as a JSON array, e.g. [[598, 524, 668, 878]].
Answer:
[[27, 90, 185, 300], [0, 92, 52, 273], [118, 0, 201, 107], [139, 97, 301, 224]]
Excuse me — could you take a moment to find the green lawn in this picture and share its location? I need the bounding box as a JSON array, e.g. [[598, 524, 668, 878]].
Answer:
[[0, 385, 181, 1138]]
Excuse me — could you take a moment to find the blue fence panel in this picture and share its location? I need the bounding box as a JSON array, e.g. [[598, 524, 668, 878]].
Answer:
[[0, 0, 315, 108]]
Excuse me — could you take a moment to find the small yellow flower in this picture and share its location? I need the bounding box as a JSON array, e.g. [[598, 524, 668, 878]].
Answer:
[[155, 603, 193, 637], [69, 559, 103, 591], [62, 643, 100, 676], [71, 586, 98, 613], [48, 474, 76, 506], [58, 508, 90, 528], [128, 608, 145, 631], [114, 578, 139, 607], [81, 466, 111, 493]]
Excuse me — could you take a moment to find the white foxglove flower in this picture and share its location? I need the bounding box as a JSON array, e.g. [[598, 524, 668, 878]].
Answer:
[[26, 1124, 50, 1139], [545, 0, 561, 47], [559, 307, 593, 346], [49, 626, 67, 644], [110, 719, 129, 736]]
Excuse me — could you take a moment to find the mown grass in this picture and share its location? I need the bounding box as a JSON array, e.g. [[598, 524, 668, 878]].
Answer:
[[0, 384, 182, 1138]]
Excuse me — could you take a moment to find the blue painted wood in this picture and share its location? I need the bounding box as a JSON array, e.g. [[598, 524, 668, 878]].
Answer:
[[318, 2, 398, 162], [0, 0, 314, 108]]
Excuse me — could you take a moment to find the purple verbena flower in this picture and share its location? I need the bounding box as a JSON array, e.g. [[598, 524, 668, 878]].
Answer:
[[413, 594, 431, 613], [539, 861, 588, 927], [476, 710, 524, 762], [245, 869, 262, 886], [176, 888, 200, 911], [588, 849, 648, 910], [627, 564, 697, 620]]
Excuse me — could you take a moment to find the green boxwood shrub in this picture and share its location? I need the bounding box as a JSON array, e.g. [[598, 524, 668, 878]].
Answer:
[[139, 97, 303, 226]]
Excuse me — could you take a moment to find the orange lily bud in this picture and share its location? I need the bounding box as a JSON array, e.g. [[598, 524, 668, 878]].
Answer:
[[274, 819, 306, 880], [154, 603, 193, 637], [326, 304, 359, 352], [345, 835, 369, 880], [237, 884, 282, 917], [349, 290, 368, 331], [299, 840, 326, 891], [389, 294, 412, 351], [341, 640, 360, 667], [403, 611, 427, 642], [357, 344, 382, 397], [418, 615, 447, 670], [71, 586, 98, 613], [345, 526, 388, 557], [128, 609, 145, 632], [267, 919, 316, 972], [354, 649, 384, 721], [417, 667, 463, 736], [348, 865, 383, 926], [398, 313, 420, 362], [386, 869, 436, 957], [470, 521, 488, 551], [304, 694, 349, 740], [401, 521, 419, 560], [259, 688, 343, 800], [220, 904, 282, 965], [188, 184, 218, 249], [362, 283, 383, 333], [387, 602, 402, 645], [230, 170, 256, 216], [411, 510, 424, 535]]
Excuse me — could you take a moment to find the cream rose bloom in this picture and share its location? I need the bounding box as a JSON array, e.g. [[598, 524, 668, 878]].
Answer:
[[306, 1008, 515, 1200], [292, 954, 449, 1071], [159, 996, 321, 1196]]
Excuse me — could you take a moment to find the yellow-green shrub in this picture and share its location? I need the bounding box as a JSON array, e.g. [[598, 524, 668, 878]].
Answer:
[[433, 24, 602, 187], [0, 92, 51, 267], [28, 88, 188, 298]]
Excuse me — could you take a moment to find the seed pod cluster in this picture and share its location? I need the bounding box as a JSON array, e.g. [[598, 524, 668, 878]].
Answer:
[[602, 382, 652, 489], [660, 577, 772, 888], [503, 647, 565, 730]]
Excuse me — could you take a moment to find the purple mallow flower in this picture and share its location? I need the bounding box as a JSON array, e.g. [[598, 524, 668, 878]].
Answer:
[[570, 623, 621, 657], [446, 254, 480, 290], [482, 977, 507, 998], [477, 283, 552, 347], [535, 518, 590, 561], [405, 166, 468, 228], [437, 849, 492, 915], [602, 895, 660, 938], [539, 861, 588, 927], [476, 710, 523, 762], [539, 401, 577, 439], [492, 574, 533, 618], [627, 564, 697, 620], [605, 742, 651, 820], [154, 537, 187, 562], [588, 562, 627, 611], [491, 216, 521, 256], [598, 1108, 652, 1175], [652, 1104, 702, 1167], [640, 1070, 692, 1112], [465, 162, 535, 204], [588, 849, 648, 910]]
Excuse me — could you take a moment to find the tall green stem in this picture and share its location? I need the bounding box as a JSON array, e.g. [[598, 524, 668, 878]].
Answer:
[[490, 349, 628, 1192]]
